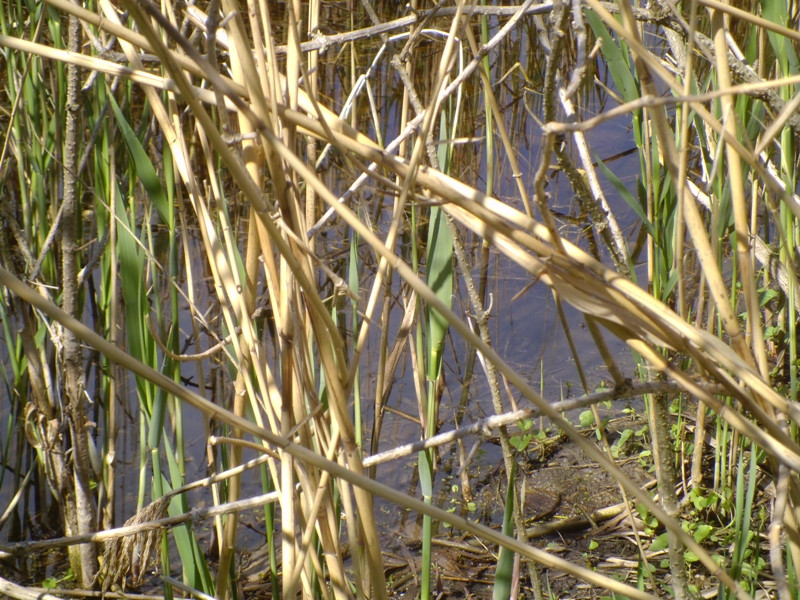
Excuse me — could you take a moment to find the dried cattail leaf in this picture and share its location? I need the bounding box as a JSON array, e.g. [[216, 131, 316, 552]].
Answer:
[[96, 496, 170, 593]]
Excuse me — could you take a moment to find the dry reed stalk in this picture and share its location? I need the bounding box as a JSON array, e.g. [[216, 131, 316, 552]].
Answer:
[[1, 239, 670, 600], [5, 1, 800, 597], [142, 33, 799, 590], [264, 127, 748, 596]]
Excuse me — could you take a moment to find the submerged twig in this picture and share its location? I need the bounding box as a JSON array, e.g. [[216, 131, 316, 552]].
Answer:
[[363, 380, 705, 468], [257, 4, 557, 55]]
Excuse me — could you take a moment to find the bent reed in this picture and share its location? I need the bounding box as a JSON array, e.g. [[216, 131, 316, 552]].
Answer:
[[0, 1, 798, 599]]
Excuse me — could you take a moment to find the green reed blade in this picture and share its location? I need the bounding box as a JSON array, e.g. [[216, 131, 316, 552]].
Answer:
[[419, 105, 456, 600], [493, 461, 516, 600], [419, 447, 434, 600], [586, 10, 639, 104], [165, 441, 213, 593], [763, 2, 799, 81], [109, 94, 172, 229], [113, 189, 153, 387], [596, 155, 652, 236], [109, 88, 208, 592], [425, 205, 453, 386], [725, 441, 760, 598]]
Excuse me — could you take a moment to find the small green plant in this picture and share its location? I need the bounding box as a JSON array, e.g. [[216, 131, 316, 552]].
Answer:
[[42, 569, 75, 589], [610, 427, 634, 458], [509, 418, 534, 452], [687, 487, 720, 513], [443, 484, 461, 528], [635, 503, 660, 537]]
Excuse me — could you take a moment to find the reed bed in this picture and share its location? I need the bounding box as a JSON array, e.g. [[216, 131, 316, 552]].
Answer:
[[0, 1, 798, 599]]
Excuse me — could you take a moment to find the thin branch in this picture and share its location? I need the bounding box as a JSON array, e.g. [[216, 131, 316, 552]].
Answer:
[[363, 380, 709, 467]]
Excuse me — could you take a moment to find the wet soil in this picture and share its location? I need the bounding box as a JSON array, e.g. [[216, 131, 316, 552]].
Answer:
[[380, 417, 658, 599]]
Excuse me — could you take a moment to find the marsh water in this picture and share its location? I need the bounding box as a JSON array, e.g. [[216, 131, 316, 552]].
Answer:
[[0, 3, 653, 593]]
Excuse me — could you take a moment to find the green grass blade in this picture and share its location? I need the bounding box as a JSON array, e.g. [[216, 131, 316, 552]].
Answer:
[[109, 94, 172, 228], [586, 10, 639, 103], [419, 108, 456, 600], [419, 448, 435, 600], [165, 443, 213, 594], [596, 155, 652, 236], [425, 205, 453, 385], [493, 462, 517, 600]]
